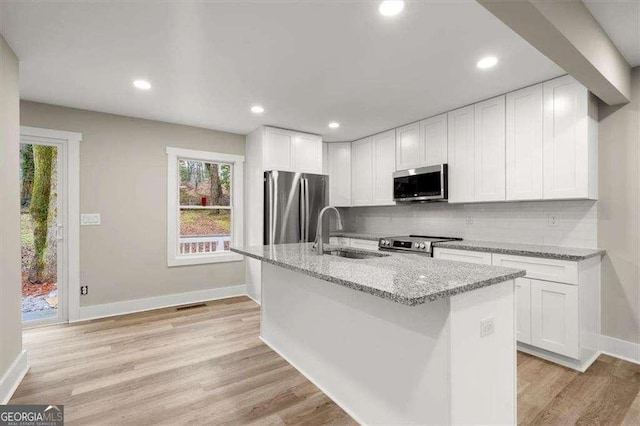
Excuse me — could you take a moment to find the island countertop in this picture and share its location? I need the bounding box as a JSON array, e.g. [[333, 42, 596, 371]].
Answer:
[[232, 243, 525, 306]]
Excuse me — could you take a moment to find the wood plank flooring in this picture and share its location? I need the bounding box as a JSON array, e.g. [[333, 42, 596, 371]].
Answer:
[[10, 296, 640, 425]]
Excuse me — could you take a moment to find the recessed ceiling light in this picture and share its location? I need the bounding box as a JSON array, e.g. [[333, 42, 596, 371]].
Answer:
[[379, 1, 405, 17], [133, 79, 151, 90], [476, 56, 498, 69], [328, 122, 340, 129], [251, 105, 265, 114]]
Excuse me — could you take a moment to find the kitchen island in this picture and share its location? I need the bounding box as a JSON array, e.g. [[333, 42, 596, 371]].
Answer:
[[232, 243, 526, 425]]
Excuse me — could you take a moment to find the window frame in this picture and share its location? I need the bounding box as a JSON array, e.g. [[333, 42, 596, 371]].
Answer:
[[166, 147, 244, 267]]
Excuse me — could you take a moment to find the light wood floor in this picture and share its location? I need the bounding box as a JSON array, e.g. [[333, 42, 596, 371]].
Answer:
[[10, 296, 640, 425]]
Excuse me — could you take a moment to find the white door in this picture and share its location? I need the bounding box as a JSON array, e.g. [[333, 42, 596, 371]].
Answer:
[[543, 75, 589, 199], [506, 84, 543, 201], [19, 138, 67, 326], [421, 114, 448, 166], [351, 137, 373, 206], [447, 106, 475, 203], [293, 134, 323, 174], [395, 122, 422, 171], [328, 142, 352, 207], [372, 130, 396, 205], [530, 279, 580, 359], [264, 127, 293, 171], [515, 278, 532, 344], [474, 95, 506, 202]]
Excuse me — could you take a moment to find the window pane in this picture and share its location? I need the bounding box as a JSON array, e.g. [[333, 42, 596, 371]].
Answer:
[[179, 209, 231, 254], [179, 159, 231, 207]]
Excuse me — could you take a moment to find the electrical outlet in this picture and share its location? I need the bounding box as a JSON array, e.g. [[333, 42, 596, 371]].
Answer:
[[548, 215, 558, 227], [81, 214, 101, 226], [480, 317, 494, 337], [466, 216, 474, 225], [80, 286, 88, 296]]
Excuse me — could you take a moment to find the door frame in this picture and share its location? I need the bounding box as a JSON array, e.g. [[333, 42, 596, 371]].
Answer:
[[20, 126, 81, 323]]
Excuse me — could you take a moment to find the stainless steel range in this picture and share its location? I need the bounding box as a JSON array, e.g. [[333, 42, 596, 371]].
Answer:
[[378, 235, 462, 256]]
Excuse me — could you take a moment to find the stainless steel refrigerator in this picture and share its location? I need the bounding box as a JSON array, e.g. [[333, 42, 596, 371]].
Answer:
[[264, 170, 329, 245]]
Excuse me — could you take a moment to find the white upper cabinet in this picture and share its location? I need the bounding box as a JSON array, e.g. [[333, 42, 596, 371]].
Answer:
[[293, 133, 323, 174], [327, 142, 352, 207], [474, 95, 506, 202], [506, 84, 544, 201], [543, 75, 597, 200], [422, 113, 448, 166], [395, 122, 423, 171], [264, 127, 294, 171], [351, 137, 374, 206], [263, 127, 323, 174], [447, 105, 475, 203], [372, 130, 396, 205]]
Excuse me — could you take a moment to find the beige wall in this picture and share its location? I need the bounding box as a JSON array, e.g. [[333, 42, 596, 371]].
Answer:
[[0, 36, 23, 377], [598, 66, 640, 344], [20, 101, 246, 307]]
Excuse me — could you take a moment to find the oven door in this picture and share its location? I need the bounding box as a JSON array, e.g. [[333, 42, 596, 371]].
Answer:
[[393, 164, 447, 202]]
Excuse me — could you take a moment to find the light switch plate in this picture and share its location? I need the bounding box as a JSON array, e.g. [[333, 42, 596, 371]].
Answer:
[[81, 213, 101, 226]]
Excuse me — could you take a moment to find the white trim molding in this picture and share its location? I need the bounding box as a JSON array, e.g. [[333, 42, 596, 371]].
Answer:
[[76, 285, 247, 322], [166, 147, 245, 267], [0, 350, 29, 404], [600, 334, 640, 365], [20, 126, 82, 323]]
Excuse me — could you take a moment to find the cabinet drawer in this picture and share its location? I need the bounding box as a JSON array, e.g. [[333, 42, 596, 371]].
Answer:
[[492, 254, 578, 285], [433, 248, 492, 265], [329, 237, 350, 246], [349, 238, 379, 250]]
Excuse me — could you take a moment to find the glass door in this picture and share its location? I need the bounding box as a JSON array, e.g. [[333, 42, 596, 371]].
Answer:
[[20, 139, 66, 326]]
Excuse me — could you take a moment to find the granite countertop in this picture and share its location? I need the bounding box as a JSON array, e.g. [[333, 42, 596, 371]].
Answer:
[[433, 240, 605, 261], [330, 231, 384, 241], [232, 243, 525, 306]]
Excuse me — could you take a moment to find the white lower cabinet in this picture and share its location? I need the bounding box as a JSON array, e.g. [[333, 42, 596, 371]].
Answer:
[[530, 279, 579, 359], [515, 278, 532, 345], [432, 247, 600, 370]]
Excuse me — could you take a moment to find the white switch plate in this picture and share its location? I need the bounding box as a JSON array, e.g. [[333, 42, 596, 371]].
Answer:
[[466, 216, 474, 225], [81, 213, 101, 226], [548, 215, 558, 227], [480, 317, 494, 337]]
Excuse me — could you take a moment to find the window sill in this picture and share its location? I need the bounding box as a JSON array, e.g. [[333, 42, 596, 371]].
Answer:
[[168, 252, 244, 267]]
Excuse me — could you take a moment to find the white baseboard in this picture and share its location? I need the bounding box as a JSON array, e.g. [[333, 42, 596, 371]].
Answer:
[[600, 334, 640, 365], [76, 285, 247, 322], [246, 293, 261, 306], [260, 336, 364, 425], [0, 350, 29, 404]]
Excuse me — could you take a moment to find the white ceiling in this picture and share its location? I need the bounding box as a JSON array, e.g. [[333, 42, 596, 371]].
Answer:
[[0, 1, 565, 142], [584, 0, 640, 68]]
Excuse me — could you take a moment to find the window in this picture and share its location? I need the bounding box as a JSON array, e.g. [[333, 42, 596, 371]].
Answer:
[[167, 147, 244, 266]]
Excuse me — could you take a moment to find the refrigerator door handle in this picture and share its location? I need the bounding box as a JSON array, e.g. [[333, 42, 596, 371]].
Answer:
[[270, 173, 278, 245], [299, 178, 305, 242], [304, 178, 310, 243]]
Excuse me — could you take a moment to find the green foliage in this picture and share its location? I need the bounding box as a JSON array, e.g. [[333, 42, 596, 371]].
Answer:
[[29, 145, 55, 284], [20, 144, 35, 208]]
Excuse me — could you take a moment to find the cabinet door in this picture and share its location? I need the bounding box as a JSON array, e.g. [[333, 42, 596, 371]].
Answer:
[[474, 96, 506, 202], [264, 127, 293, 171], [372, 130, 396, 205], [421, 114, 448, 166], [447, 106, 475, 203], [530, 279, 579, 359], [293, 133, 323, 174], [351, 137, 374, 206], [515, 278, 532, 345], [327, 142, 352, 206], [506, 84, 543, 201], [395, 122, 423, 171], [543, 75, 589, 200]]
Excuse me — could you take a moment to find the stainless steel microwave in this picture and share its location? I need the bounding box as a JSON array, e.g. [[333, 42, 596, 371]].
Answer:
[[393, 164, 448, 202]]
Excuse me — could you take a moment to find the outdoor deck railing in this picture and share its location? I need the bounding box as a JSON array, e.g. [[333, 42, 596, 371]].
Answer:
[[179, 235, 231, 254]]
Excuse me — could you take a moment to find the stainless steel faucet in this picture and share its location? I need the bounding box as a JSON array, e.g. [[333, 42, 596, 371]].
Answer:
[[313, 206, 343, 255]]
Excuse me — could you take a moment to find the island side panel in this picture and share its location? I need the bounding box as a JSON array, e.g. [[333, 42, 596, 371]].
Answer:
[[260, 262, 453, 425], [449, 280, 516, 425]]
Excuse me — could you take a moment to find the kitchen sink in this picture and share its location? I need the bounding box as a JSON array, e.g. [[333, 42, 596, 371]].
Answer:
[[326, 249, 388, 260]]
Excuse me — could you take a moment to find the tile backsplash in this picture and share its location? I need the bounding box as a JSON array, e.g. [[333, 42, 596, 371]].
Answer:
[[339, 200, 598, 249]]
